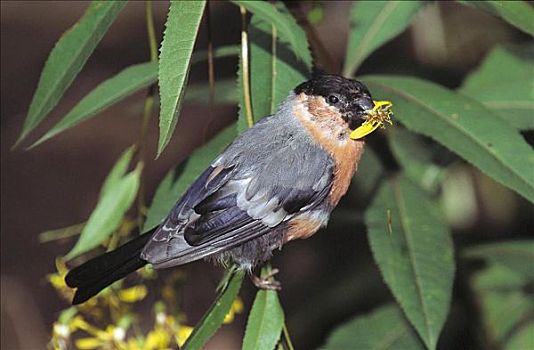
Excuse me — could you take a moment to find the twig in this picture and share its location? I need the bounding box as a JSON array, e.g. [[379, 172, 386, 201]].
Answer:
[[240, 6, 254, 128]]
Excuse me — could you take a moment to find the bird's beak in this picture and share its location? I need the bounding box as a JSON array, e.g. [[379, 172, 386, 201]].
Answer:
[[349, 100, 393, 140]]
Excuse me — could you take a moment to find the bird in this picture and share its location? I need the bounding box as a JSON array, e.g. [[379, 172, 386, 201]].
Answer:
[[65, 74, 392, 305]]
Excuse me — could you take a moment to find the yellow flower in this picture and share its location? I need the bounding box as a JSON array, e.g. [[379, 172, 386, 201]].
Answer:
[[223, 297, 244, 324], [145, 328, 171, 349], [118, 285, 148, 303], [176, 325, 194, 347], [75, 338, 105, 350], [47, 258, 74, 300]]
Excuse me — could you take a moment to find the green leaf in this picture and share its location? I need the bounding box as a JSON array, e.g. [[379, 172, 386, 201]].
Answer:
[[323, 304, 424, 350], [157, 0, 206, 157], [242, 290, 284, 350], [190, 45, 240, 65], [505, 321, 534, 350], [65, 154, 141, 259], [237, 9, 311, 134], [250, 14, 310, 117], [362, 75, 534, 203], [16, 1, 127, 146], [30, 62, 158, 148], [458, 1, 534, 36], [184, 80, 238, 105], [182, 269, 245, 350], [470, 264, 534, 344], [343, 1, 423, 77], [100, 146, 137, 197], [366, 175, 455, 350], [143, 125, 237, 232], [459, 45, 534, 130], [232, 0, 313, 69], [388, 128, 445, 193], [464, 240, 534, 280]]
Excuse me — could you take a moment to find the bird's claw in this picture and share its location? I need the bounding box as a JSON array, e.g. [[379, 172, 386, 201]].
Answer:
[[251, 268, 281, 290]]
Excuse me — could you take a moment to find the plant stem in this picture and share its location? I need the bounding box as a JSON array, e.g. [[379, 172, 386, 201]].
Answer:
[[206, 0, 215, 107], [136, 0, 159, 227], [282, 322, 295, 350], [146, 1, 158, 62], [239, 6, 254, 128], [270, 24, 277, 115]]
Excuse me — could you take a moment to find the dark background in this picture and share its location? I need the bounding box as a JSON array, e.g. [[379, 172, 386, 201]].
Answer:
[[1, 1, 532, 349]]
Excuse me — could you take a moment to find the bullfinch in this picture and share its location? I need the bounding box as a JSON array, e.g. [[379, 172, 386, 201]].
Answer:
[[65, 74, 393, 304]]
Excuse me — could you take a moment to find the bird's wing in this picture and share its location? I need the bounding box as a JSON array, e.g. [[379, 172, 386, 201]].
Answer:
[[141, 142, 334, 268]]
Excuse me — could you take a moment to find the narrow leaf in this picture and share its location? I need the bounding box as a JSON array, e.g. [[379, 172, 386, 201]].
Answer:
[[459, 45, 534, 130], [464, 240, 534, 280], [323, 304, 424, 350], [143, 125, 237, 232], [182, 269, 245, 350], [242, 290, 284, 350], [30, 62, 158, 148], [232, 0, 313, 69], [343, 1, 423, 77], [366, 175, 455, 349], [16, 1, 127, 146], [237, 9, 311, 134], [157, 0, 206, 157], [100, 146, 136, 197], [362, 75, 534, 203], [66, 162, 142, 259], [458, 1, 534, 36], [249, 13, 310, 117]]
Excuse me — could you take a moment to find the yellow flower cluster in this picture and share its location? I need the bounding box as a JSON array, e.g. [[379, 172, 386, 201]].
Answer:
[[48, 258, 243, 350]]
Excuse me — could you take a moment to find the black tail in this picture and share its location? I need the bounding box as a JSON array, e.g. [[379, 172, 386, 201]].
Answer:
[[65, 230, 154, 305]]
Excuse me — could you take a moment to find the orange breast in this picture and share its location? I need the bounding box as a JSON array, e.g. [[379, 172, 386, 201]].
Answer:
[[293, 93, 365, 206]]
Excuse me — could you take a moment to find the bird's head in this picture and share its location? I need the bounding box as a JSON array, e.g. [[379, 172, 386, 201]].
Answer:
[[294, 74, 392, 140]]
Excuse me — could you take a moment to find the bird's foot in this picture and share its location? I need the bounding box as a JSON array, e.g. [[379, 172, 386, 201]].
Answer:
[[250, 268, 281, 290]]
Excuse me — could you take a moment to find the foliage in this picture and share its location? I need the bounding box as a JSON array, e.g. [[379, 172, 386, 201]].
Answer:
[[16, 1, 534, 349]]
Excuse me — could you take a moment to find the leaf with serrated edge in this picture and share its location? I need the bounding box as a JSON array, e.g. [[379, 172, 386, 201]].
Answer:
[[182, 270, 244, 350], [16, 1, 127, 146], [66, 163, 142, 259], [157, 0, 206, 157], [344, 1, 423, 77], [249, 14, 309, 117], [459, 45, 534, 130], [242, 290, 284, 350], [232, 1, 313, 69], [362, 75, 534, 203], [366, 175, 455, 350], [323, 304, 424, 350], [30, 62, 157, 148], [237, 9, 311, 134]]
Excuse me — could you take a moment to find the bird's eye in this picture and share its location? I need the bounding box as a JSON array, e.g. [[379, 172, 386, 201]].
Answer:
[[328, 95, 339, 104]]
